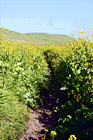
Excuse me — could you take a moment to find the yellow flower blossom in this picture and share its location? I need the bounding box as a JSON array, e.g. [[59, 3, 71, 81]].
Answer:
[[68, 135, 77, 140], [1, 25, 4, 28], [50, 130, 57, 136], [82, 55, 85, 59], [44, 129, 48, 132], [85, 62, 88, 67], [88, 39, 91, 42], [71, 34, 75, 37], [79, 30, 87, 34]]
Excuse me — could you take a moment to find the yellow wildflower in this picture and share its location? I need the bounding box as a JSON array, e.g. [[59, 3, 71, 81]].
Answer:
[[82, 55, 85, 59], [1, 25, 4, 28], [85, 62, 88, 67], [71, 34, 75, 37], [68, 135, 77, 140], [81, 30, 85, 34], [44, 129, 48, 132], [3, 35, 6, 38], [88, 39, 91, 42], [50, 130, 57, 136], [82, 30, 87, 34], [85, 32, 87, 34]]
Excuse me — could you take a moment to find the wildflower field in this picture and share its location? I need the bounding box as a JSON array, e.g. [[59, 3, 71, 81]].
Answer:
[[0, 28, 93, 140]]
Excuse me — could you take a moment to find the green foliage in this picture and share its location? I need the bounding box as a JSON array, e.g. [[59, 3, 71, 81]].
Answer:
[[0, 39, 50, 139], [0, 89, 29, 140], [0, 29, 93, 140], [0, 42, 49, 108], [43, 37, 93, 139]]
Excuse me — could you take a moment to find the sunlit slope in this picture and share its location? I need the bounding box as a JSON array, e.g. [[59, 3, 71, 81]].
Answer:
[[0, 28, 29, 42], [25, 33, 73, 44], [0, 28, 73, 44]]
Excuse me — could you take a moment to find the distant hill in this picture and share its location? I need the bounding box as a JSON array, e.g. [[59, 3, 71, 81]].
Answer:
[[0, 28, 73, 44], [25, 33, 73, 44]]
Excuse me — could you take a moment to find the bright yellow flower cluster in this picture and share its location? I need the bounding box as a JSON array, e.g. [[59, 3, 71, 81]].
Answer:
[[79, 30, 87, 34]]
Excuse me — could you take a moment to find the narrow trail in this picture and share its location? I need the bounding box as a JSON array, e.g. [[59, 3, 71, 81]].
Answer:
[[19, 65, 57, 140]]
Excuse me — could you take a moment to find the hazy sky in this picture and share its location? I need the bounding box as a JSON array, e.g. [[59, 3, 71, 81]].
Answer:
[[0, 0, 93, 36]]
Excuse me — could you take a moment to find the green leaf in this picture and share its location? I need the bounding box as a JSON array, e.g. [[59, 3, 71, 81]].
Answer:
[[60, 87, 67, 90]]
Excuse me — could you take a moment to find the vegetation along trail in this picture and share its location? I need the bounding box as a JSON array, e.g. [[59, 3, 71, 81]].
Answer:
[[19, 62, 57, 140], [0, 28, 93, 140]]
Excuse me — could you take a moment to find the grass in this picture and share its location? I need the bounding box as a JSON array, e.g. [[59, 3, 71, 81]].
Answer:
[[0, 89, 29, 140], [25, 33, 73, 44], [0, 28, 73, 44]]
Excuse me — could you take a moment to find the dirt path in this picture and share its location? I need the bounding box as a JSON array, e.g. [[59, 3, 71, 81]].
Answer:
[[19, 68, 57, 140]]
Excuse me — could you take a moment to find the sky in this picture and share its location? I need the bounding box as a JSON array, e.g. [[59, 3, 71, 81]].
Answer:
[[0, 0, 93, 37]]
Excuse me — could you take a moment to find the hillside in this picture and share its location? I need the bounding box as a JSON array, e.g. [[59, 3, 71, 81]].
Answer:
[[0, 28, 73, 44], [25, 33, 73, 44]]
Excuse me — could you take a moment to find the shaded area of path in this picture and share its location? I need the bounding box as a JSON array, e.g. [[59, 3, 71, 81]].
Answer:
[[19, 65, 57, 140]]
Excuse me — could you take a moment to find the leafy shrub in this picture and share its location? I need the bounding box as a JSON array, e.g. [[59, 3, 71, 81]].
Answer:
[[0, 37, 50, 139], [0, 40, 49, 108], [43, 30, 93, 140]]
